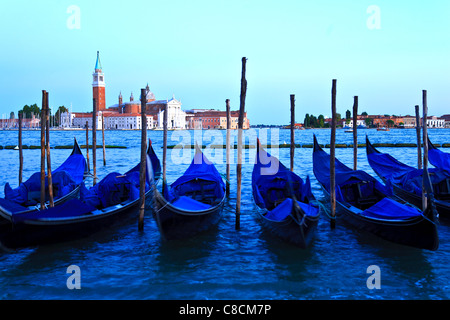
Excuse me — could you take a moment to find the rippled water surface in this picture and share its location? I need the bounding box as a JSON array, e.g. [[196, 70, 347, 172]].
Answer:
[[0, 128, 449, 300]]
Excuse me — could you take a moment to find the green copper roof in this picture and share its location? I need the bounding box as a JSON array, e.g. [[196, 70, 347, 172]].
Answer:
[[95, 51, 102, 70]]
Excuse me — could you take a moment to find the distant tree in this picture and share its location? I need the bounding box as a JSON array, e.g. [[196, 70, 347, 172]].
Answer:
[[310, 115, 318, 128], [22, 104, 40, 119], [365, 118, 373, 127], [386, 119, 394, 128], [54, 105, 68, 126], [361, 111, 368, 116], [304, 113, 310, 127], [318, 114, 325, 128], [345, 109, 351, 120]]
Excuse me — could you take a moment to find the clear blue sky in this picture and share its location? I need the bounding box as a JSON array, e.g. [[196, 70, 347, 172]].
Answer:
[[0, 0, 449, 124]]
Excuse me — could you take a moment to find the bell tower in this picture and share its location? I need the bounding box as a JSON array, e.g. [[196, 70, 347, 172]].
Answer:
[[92, 51, 106, 111]]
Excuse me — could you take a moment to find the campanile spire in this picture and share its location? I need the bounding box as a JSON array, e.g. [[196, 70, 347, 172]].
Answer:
[[92, 51, 106, 111]]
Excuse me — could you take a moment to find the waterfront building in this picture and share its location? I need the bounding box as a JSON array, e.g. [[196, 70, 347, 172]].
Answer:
[[426, 116, 445, 128], [401, 116, 416, 128], [146, 96, 186, 129], [103, 112, 154, 130], [184, 109, 250, 129], [441, 114, 450, 128], [59, 52, 184, 130], [0, 117, 40, 129], [346, 119, 367, 128]]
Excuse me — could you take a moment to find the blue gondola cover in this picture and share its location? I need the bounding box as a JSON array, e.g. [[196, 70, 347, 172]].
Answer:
[[167, 150, 225, 206], [428, 141, 450, 173]]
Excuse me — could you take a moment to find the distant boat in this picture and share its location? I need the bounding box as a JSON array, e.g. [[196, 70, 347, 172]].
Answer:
[[345, 129, 353, 133], [377, 127, 390, 131]]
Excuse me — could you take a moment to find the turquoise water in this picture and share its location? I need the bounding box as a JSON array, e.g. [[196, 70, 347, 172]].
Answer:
[[0, 128, 449, 300]]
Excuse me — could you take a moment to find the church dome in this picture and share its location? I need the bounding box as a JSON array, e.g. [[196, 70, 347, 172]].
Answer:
[[145, 83, 155, 101], [146, 90, 156, 101]]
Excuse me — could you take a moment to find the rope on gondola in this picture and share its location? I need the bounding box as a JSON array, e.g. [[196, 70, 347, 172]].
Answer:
[[311, 199, 336, 222]]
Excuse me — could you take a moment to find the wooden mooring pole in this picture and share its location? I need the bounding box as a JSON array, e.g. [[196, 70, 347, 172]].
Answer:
[[422, 90, 429, 211], [92, 98, 97, 186], [414, 105, 422, 170], [45, 91, 54, 207], [18, 111, 23, 185], [226, 99, 231, 197], [86, 121, 90, 172], [40, 90, 47, 210], [290, 94, 295, 172], [236, 57, 247, 230], [352, 96, 358, 170], [102, 113, 106, 166], [162, 99, 168, 193], [330, 79, 337, 229], [138, 88, 147, 231]]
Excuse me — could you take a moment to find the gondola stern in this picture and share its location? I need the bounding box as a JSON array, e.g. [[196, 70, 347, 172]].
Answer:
[[312, 134, 321, 152], [427, 136, 437, 150], [71, 137, 83, 156], [365, 136, 379, 155]]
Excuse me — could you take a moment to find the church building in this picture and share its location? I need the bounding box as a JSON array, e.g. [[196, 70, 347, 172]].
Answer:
[[60, 52, 186, 130]]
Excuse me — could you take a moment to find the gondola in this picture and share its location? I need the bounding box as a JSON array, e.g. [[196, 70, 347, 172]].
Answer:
[[0, 140, 161, 248], [366, 136, 450, 219], [313, 135, 438, 251], [152, 144, 225, 240], [0, 138, 87, 225], [428, 137, 450, 173], [252, 140, 320, 248]]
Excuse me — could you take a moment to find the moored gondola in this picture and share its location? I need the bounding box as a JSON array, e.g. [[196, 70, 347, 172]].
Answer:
[[0, 140, 161, 248], [428, 137, 450, 173], [151, 145, 225, 240], [0, 138, 87, 225], [366, 136, 450, 219], [252, 140, 320, 248], [313, 135, 438, 251]]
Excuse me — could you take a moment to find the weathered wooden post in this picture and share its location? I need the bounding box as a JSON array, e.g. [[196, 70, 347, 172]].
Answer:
[[236, 57, 247, 230], [226, 99, 231, 197], [45, 92, 54, 207], [352, 96, 358, 170], [414, 105, 422, 170], [422, 90, 429, 211], [92, 98, 97, 185], [330, 79, 337, 229], [40, 90, 47, 210], [138, 88, 147, 231], [290, 94, 295, 172], [18, 111, 23, 185], [86, 121, 90, 172], [162, 99, 168, 192], [102, 113, 106, 166]]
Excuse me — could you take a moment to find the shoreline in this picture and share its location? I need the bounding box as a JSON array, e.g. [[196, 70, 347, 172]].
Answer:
[[1, 127, 450, 131]]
